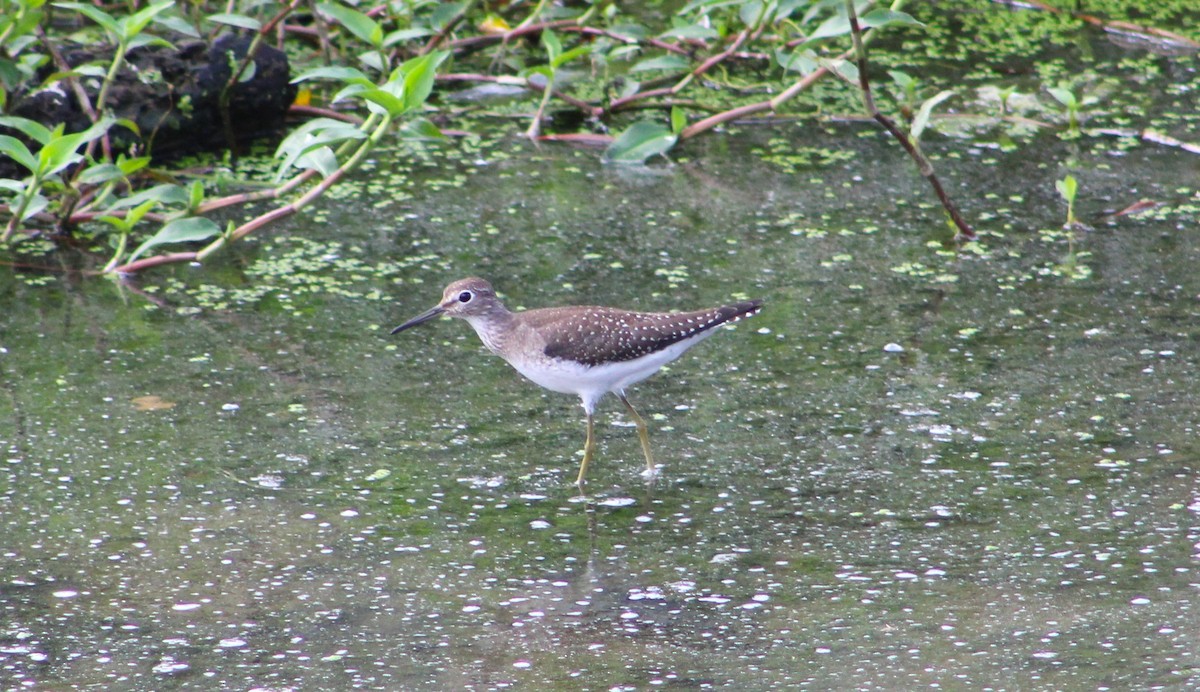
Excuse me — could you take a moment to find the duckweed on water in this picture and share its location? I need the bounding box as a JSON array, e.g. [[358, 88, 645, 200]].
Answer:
[[752, 139, 857, 174], [161, 237, 441, 313], [654, 265, 691, 288]]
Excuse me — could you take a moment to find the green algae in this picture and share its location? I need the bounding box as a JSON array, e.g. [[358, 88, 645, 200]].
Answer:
[[161, 236, 440, 314]]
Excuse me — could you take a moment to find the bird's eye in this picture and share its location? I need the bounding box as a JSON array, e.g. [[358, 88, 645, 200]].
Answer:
[[458, 291, 473, 303]]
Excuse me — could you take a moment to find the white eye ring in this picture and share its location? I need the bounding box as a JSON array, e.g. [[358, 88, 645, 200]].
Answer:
[[458, 291, 473, 303]]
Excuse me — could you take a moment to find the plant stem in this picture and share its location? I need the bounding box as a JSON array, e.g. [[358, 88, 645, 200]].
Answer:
[[2, 173, 42, 242], [844, 0, 975, 240], [101, 231, 130, 273]]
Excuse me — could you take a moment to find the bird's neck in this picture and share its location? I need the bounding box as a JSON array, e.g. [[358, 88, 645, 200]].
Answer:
[[463, 306, 517, 355]]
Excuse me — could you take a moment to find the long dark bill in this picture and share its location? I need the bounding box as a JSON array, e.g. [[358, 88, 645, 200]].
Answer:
[[390, 306, 446, 334]]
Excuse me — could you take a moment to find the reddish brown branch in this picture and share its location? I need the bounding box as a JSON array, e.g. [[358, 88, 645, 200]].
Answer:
[[846, 2, 974, 240], [562, 26, 693, 56], [420, 0, 476, 55], [113, 252, 199, 274], [679, 61, 830, 139], [607, 22, 763, 114]]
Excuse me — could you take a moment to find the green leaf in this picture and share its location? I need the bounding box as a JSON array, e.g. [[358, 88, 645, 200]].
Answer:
[[154, 14, 200, 38], [609, 45, 641, 62], [70, 64, 109, 80], [37, 133, 87, 177], [75, 163, 126, 185], [126, 34, 174, 51], [188, 180, 205, 210], [399, 118, 444, 141], [113, 118, 140, 138], [97, 214, 132, 232], [659, 24, 719, 40], [235, 60, 257, 84], [678, 0, 742, 15], [1047, 87, 1077, 107], [1055, 175, 1077, 203], [524, 65, 553, 81], [291, 118, 370, 146], [552, 44, 592, 69], [542, 29, 563, 66], [0, 135, 39, 174], [631, 54, 689, 73], [124, 199, 158, 228], [19, 192, 48, 221], [297, 146, 339, 178], [740, 0, 770, 27], [120, 0, 174, 40], [35, 117, 115, 176], [861, 9, 924, 29], [889, 70, 915, 90], [293, 65, 373, 86], [53, 2, 121, 36], [357, 87, 406, 116], [807, 12, 850, 41], [604, 121, 678, 164], [670, 105, 687, 135], [0, 116, 52, 144], [775, 48, 817, 74], [274, 118, 366, 178], [429, 2, 466, 30], [118, 155, 150, 175], [911, 90, 954, 140], [108, 183, 189, 209], [317, 2, 383, 48], [821, 57, 858, 84], [384, 27, 434, 47], [127, 216, 221, 263], [205, 12, 263, 31], [359, 51, 386, 74], [397, 51, 447, 113]]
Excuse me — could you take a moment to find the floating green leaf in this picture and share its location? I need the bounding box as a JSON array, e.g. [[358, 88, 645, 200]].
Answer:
[[604, 121, 677, 164], [127, 217, 221, 263]]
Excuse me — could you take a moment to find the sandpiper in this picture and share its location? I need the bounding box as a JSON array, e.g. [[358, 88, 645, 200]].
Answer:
[[391, 277, 762, 492]]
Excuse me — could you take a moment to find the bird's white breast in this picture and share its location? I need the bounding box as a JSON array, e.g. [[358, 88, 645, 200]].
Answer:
[[504, 329, 718, 412]]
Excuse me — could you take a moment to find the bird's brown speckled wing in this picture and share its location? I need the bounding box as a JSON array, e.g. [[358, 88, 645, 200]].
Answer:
[[529, 301, 763, 367]]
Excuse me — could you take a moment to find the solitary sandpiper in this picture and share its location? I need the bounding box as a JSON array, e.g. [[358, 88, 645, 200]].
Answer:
[[391, 278, 763, 492]]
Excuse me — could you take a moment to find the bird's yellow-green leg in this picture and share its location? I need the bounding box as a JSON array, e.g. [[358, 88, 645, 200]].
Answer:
[[618, 393, 655, 475], [576, 412, 597, 492]]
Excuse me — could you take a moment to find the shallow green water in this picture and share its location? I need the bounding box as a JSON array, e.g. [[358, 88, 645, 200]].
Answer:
[[5, 17, 1200, 688], [4, 124, 1199, 689]]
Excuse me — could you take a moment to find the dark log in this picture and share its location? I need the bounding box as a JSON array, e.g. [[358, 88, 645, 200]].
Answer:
[[3, 35, 295, 177]]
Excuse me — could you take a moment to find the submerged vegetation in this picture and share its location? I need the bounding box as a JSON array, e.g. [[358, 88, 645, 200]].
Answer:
[[0, 0, 1197, 278]]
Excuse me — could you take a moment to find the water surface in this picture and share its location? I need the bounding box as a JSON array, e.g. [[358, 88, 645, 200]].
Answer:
[[4, 37, 1200, 692]]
